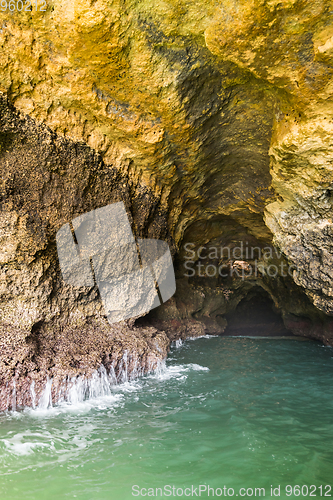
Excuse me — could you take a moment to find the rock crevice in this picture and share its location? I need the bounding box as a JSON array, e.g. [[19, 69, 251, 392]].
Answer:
[[1, 0, 333, 409]]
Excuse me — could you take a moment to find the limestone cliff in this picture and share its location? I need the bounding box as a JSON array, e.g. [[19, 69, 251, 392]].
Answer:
[[1, 0, 333, 409]]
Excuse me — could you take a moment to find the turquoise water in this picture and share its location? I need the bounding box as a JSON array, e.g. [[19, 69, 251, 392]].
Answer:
[[0, 337, 332, 499]]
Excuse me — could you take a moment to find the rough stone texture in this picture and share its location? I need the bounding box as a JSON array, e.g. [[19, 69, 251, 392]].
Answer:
[[0, 96, 170, 409], [1, 0, 333, 408]]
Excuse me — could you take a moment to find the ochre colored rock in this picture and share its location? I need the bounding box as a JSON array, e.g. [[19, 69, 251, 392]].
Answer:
[[1, 0, 333, 409]]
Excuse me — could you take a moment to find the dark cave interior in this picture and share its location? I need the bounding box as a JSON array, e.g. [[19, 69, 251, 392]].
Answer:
[[223, 286, 294, 337]]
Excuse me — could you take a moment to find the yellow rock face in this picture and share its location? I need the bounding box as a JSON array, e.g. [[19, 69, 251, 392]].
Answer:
[[2, 0, 333, 330], [2, 0, 333, 409]]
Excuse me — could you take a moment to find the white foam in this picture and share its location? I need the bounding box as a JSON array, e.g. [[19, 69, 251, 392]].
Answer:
[[189, 363, 210, 371], [9, 350, 209, 415], [3, 432, 56, 456], [28, 393, 124, 418], [38, 376, 53, 410], [187, 335, 217, 340], [172, 339, 183, 348], [30, 381, 36, 410], [24, 354, 161, 414], [150, 362, 209, 381]]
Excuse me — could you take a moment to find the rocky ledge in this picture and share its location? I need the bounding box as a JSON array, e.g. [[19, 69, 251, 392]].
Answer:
[[1, 0, 333, 409]]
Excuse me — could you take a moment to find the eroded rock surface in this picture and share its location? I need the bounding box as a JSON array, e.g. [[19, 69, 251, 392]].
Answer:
[[1, 0, 333, 409]]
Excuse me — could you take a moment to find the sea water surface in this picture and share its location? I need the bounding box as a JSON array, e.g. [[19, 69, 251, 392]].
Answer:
[[0, 337, 332, 499]]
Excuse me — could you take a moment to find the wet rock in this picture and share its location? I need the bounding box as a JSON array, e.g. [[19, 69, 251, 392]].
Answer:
[[1, 1, 333, 409]]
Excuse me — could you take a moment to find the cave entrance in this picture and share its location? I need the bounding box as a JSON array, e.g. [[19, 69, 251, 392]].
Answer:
[[223, 286, 294, 337]]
